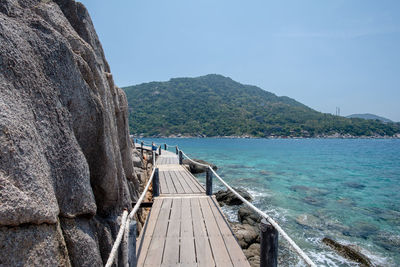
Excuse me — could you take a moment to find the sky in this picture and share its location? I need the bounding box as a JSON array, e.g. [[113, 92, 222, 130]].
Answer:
[[79, 0, 400, 121]]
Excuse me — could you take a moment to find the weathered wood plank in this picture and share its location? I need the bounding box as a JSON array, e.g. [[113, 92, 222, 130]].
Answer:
[[208, 197, 250, 267], [191, 198, 215, 266], [144, 198, 173, 266], [169, 171, 185, 194], [159, 170, 168, 194], [163, 171, 176, 194], [176, 170, 200, 194], [174, 170, 192, 194], [136, 198, 163, 266], [163, 198, 182, 265], [199, 197, 233, 266], [180, 198, 196, 265], [182, 169, 205, 193]]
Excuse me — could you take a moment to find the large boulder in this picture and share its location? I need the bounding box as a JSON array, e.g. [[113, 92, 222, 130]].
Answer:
[[0, 0, 141, 265], [215, 188, 253, 206], [182, 158, 217, 173], [238, 206, 261, 226]]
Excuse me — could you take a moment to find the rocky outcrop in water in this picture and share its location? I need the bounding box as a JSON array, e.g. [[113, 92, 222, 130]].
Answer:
[[182, 158, 217, 173], [0, 0, 142, 265], [215, 188, 253, 206], [322, 237, 372, 266]]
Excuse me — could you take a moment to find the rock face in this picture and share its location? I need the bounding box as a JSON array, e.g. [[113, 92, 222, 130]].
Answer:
[[0, 0, 140, 265], [215, 188, 253, 206]]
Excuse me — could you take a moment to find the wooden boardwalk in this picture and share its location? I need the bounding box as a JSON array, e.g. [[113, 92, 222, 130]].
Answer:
[[136, 150, 250, 267]]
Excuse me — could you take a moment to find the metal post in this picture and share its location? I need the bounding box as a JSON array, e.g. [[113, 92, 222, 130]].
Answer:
[[141, 141, 144, 156], [260, 218, 278, 267], [179, 150, 183, 165], [128, 220, 137, 267], [164, 144, 167, 150], [175, 146, 178, 155], [159, 146, 162, 155], [206, 167, 213, 195], [152, 151, 155, 166], [154, 168, 160, 197]]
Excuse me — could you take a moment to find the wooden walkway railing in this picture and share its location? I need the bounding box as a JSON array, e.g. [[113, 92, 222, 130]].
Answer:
[[105, 140, 316, 267]]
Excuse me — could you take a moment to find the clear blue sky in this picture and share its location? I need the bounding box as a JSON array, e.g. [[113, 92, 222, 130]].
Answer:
[[79, 0, 400, 121]]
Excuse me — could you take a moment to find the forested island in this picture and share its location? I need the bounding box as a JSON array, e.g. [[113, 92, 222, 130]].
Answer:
[[123, 74, 400, 138]]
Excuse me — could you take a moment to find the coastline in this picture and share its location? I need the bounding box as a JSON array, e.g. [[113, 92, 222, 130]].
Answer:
[[133, 133, 400, 139]]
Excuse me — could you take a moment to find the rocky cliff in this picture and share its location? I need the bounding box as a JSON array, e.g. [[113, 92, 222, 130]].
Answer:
[[0, 0, 141, 265]]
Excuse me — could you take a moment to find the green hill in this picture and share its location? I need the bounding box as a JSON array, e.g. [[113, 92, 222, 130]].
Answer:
[[123, 74, 400, 137], [346, 113, 393, 123]]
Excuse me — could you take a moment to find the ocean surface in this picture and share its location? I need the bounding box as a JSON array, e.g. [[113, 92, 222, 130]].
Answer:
[[142, 138, 400, 266]]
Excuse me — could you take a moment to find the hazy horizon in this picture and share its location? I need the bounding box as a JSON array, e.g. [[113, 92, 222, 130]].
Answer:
[[79, 0, 400, 121]]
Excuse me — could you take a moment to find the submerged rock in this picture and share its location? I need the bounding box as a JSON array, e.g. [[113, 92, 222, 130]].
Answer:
[[215, 188, 253, 206], [182, 158, 217, 173], [322, 237, 372, 266], [295, 214, 323, 229]]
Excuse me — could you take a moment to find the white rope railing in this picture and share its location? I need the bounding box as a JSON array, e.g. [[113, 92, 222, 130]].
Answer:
[[104, 163, 156, 266], [179, 148, 317, 267]]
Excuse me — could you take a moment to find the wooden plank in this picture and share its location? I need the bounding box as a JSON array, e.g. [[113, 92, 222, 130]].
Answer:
[[175, 170, 199, 194], [163, 198, 182, 265], [136, 198, 163, 266], [180, 169, 205, 193], [163, 171, 176, 194], [174, 170, 192, 194], [159, 170, 168, 194], [199, 197, 233, 267], [191, 198, 215, 267], [180, 198, 196, 265], [168, 171, 185, 194], [144, 198, 173, 266], [207, 197, 250, 267]]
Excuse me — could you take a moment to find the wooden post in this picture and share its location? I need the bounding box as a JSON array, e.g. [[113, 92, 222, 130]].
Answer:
[[158, 146, 161, 155], [154, 168, 160, 197], [260, 218, 278, 267], [152, 151, 155, 166], [128, 220, 137, 267], [206, 167, 213, 195], [175, 146, 178, 155], [140, 141, 144, 156], [164, 143, 167, 150], [179, 150, 183, 165]]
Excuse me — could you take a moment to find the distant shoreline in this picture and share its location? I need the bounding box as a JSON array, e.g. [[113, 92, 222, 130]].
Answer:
[[132, 134, 400, 139]]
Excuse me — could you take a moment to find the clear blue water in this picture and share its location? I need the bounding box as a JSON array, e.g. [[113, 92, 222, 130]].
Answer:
[[142, 138, 400, 266]]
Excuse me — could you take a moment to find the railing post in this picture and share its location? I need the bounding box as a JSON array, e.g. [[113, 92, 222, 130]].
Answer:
[[159, 146, 162, 155], [154, 168, 160, 197], [260, 218, 278, 267], [152, 151, 155, 166], [175, 146, 178, 155], [206, 167, 213, 195], [164, 143, 167, 150], [128, 220, 137, 267], [179, 150, 183, 165], [141, 141, 144, 156]]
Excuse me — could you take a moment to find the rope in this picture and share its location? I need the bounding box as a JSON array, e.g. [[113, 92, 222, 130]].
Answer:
[[105, 210, 128, 267], [180, 149, 316, 267], [180, 150, 209, 167], [104, 167, 156, 266]]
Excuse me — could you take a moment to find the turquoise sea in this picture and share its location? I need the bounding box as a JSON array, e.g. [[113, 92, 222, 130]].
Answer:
[[142, 138, 400, 266]]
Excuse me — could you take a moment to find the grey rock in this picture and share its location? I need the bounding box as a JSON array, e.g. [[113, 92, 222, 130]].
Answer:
[[0, 220, 71, 266], [295, 214, 323, 229], [323, 237, 372, 266], [231, 223, 259, 249], [182, 158, 217, 174], [0, 0, 140, 265], [238, 206, 261, 226], [215, 188, 253, 206]]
